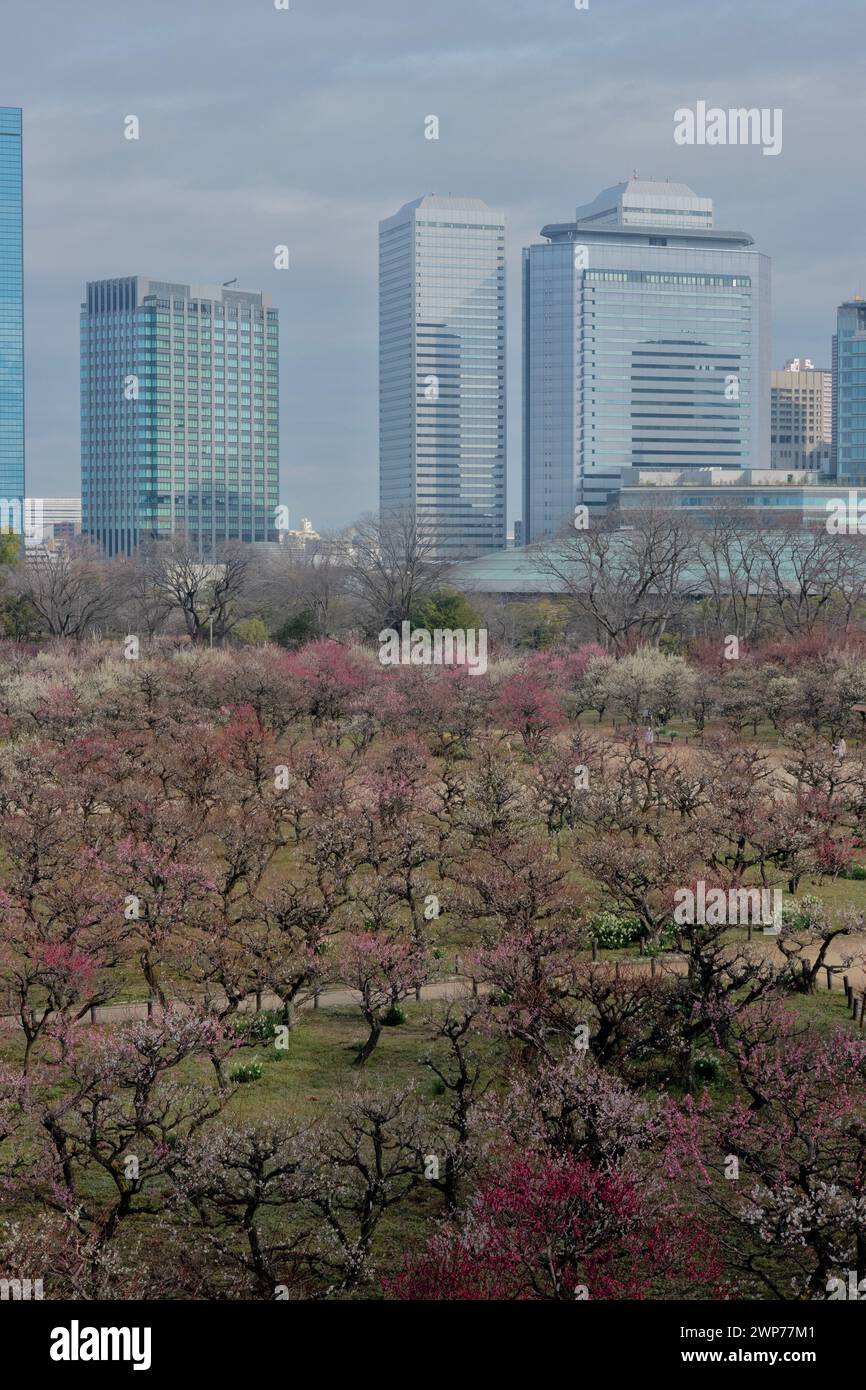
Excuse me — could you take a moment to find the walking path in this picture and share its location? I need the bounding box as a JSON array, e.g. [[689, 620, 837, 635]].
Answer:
[[3, 931, 865, 1035], [0, 975, 478, 1032]]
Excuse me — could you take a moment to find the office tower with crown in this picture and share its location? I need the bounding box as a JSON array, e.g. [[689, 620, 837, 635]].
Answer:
[[522, 178, 770, 540]]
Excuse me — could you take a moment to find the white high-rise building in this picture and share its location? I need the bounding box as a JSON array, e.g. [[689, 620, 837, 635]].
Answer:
[[379, 195, 506, 559], [771, 360, 832, 472]]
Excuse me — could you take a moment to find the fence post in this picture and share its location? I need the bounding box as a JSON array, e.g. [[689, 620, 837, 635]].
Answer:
[[651, 956, 657, 978], [472, 976, 478, 998], [826, 967, 833, 991], [90, 1004, 98, 1025], [313, 989, 320, 1010], [415, 983, 422, 1002], [591, 940, 598, 962]]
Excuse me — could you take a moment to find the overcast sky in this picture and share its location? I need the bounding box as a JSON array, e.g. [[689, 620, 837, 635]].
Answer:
[[3, 0, 864, 531]]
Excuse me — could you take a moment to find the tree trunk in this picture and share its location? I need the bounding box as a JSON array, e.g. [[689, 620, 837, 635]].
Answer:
[[353, 1022, 381, 1066]]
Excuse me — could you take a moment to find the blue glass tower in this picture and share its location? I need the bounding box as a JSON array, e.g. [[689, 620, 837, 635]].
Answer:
[[0, 107, 24, 533], [832, 301, 866, 482]]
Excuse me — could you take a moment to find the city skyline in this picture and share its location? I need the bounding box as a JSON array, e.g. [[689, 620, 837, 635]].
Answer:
[[1, 0, 864, 534]]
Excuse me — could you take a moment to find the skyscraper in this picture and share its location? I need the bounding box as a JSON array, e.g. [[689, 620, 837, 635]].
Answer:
[[521, 179, 771, 541], [771, 359, 832, 472], [81, 277, 279, 558], [379, 195, 506, 560], [0, 107, 24, 533], [832, 301, 866, 483]]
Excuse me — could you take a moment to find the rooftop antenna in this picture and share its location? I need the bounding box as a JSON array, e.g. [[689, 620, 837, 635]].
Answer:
[[222, 278, 237, 287]]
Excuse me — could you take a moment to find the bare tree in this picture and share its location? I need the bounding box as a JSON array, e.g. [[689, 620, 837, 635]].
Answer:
[[346, 508, 451, 633], [692, 507, 772, 641], [537, 510, 697, 652], [15, 542, 120, 639], [120, 550, 175, 642], [756, 519, 866, 637], [146, 539, 249, 644], [247, 539, 353, 642]]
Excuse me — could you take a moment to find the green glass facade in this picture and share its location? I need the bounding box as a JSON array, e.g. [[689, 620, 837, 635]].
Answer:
[[81, 277, 279, 557]]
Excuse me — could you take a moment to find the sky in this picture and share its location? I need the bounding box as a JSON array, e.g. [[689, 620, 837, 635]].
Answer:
[[2, 0, 865, 532]]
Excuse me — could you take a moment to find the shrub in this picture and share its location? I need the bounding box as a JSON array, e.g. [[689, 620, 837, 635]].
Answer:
[[230, 1059, 264, 1084], [693, 1054, 721, 1083], [382, 1004, 406, 1027], [781, 894, 823, 932], [232, 618, 269, 647], [226, 1010, 282, 1045], [591, 912, 641, 950]]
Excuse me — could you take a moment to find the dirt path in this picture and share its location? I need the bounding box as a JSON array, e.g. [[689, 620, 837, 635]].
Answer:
[[0, 975, 479, 1032], [4, 930, 866, 1037]]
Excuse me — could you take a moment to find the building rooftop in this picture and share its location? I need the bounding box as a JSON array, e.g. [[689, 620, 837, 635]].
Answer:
[[537, 176, 756, 247], [574, 177, 713, 228], [381, 194, 505, 229]]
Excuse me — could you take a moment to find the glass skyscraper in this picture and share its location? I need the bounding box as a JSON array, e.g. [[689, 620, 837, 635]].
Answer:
[[81, 277, 279, 558], [379, 195, 506, 560], [522, 180, 770, 541], [832, 301, 866, 482], [0, 107, 24, 530]]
